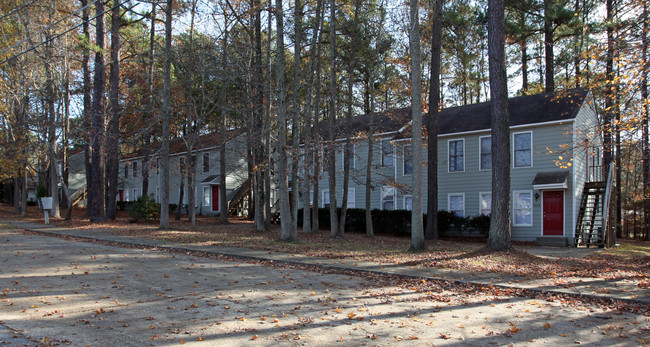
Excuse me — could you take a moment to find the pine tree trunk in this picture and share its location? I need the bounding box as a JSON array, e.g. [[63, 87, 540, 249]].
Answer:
[[276, 0, 295, 242], [142, 4, 156, 197], [543, 0, 554, 93], [106, 1, 121, 220], [90, 1, 107, 222], [327, 0, 338, 238], [408, 0, 425, 251], [425, 0, 443, 241], [642, 0, 650, 241], [81, 0, 93, 216], [486, 0, 512, 251], [290, 0, 303, 237], [159, 0, 173, 229]]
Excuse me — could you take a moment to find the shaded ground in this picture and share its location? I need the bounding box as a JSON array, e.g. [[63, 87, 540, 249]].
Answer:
[[1, 230, 648, 346], [1, 205, 649, 304]]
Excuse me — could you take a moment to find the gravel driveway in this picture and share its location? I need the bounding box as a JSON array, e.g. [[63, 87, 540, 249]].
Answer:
[[1, 230, 647, 346]]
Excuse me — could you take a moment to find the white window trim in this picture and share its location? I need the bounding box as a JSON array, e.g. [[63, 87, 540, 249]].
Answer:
[[203, 186, 211, 206], [381, 140, 394, 167], [479, 135, 492, 171], [133, 188, 139, 200], [322, 189, 330, 208], [381, 186, 396, 211], [403, 195, 412, 210], [203, 152, 210, 173], [447, 138, 465, 173], [341, 144, 355, 170], [513, 190, 534, 226], [512, 131, 533, 168], [479, 192, 491, 216], [403, 144, 413, 176], [346, 188, 355, 208], [448, 193, 465, 217]]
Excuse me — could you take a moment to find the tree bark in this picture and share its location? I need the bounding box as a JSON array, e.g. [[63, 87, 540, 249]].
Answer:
[[159, 0, 173, 229], [290, 0, 303, 237], [142, 3, 156, 197], [219, 22, 230, 224], [90, 1, 107, 222], [643, 0, 650, 241], [81, 0, 93, 216], [276, 0, 295, 242], [106, 0, 121, 220], [486, 0, 512, 251], [45, 38, 60, 219], [327, 0, 339, 238], [408, 0, 425, 251], [543, 0, 554, 93], [425, 0, 443, 241]]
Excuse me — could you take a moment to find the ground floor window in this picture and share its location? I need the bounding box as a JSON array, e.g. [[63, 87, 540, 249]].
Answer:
[[203, 186, 210, 206], [322, 190, 330, 208], [513, 190, 533, 226], [448, 193, 465, 217], [346, 188, 355, 208], [133, 188, 139, 201], [479, 192, 492, 216], [403, 195, 412, 211], [381, 186, 395, 210]]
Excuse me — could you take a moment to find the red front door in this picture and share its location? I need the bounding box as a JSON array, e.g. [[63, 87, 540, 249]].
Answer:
[[211, 185, 220, 212], [119, 190, 124, 202], [543, 190, 564, 236]]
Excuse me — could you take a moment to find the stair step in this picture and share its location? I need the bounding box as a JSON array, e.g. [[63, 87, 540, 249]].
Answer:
[[535, 237, 569, 247]]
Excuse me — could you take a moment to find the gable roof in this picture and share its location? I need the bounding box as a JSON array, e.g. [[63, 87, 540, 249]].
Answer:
[[320, 88, 590, 140], [124, 128, 245, 160]]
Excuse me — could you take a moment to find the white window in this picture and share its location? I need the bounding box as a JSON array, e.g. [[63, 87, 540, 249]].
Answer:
[[203, 152, 210, 173], [203, 186, 211, 206], [448, 139, 464, 172], [513, 190, 533, 226], [513, 132, 532, 168], [403, 144, 413, 175], [133, 162, 138, 177], [381, 186, 395, 210], [341, 144, 355, 170], [480, 136, 492, 170], [403, 195, 412, 211], [346, 188, 355, 208], [125, 189, 130, 202], [479, 192, 492, 216], [195, 187, 199, 207], [448, 193, 465, 217], [133, 188, 139, 200], [322, 190, 330, 208], [382, 140, 394, 167], [124, 164, 129, 178]]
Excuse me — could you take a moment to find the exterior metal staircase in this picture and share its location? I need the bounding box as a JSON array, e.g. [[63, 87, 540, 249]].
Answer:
[[228, 178, 251, 216], [574, 182, 606, 247], [574, 163, 614, 248]]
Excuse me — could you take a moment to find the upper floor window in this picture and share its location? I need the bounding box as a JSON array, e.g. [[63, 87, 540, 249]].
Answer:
[[403, 144, 413, 175], [133, 161, 138, 177], [382, 140, 394, 167], [448, 139, 464, 172], [513, 132, 532, 168], [341, 144, 355, 170], [203, 152, 210, 173], [403, 195, 412, 211], [480, 136, 492, 170], [124, 163, 129, 178]]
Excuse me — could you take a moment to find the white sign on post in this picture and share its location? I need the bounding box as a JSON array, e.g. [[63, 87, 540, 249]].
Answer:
[[40, 197, 53, 224]]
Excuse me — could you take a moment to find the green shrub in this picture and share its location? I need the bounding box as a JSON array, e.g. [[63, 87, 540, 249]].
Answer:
[[129, 195, 160, 222], [468, 214, 490, 236], [36, 184, 47, 199]]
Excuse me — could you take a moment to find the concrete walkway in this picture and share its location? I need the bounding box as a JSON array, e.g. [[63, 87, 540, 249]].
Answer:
[[3, 220, 649, 306]]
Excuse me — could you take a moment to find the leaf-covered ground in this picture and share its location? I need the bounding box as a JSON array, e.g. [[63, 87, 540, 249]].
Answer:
[[3, 205, 648, 289]]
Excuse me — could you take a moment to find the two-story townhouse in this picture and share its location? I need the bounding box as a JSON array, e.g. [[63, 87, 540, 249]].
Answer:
[[301, 89, 602, 243], [119, 130, 249, 216]]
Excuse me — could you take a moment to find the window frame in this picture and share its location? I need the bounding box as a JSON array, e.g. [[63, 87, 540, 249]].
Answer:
[[203, 186, 211, 206], [203, 152, 210, 173], [513, 190, 533, 226], [381, 140, 394, 167], [322, 189, 330, 208], [479, 135, 492, 171], [513, 131, 533, 168], [448, 193, 465, 217], [124, 163, 129, 178], [448, 139, 465, 173], [479, 192, 492, 216], [133, 161, 138, 177], [403, 144, 413, 175], [133, 188, 139, 200], [403, 195, 412, 211], [381, 186, 396, 210]]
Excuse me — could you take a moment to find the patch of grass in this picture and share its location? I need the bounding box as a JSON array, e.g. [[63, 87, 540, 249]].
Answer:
[[600, 241, 650, 258]]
